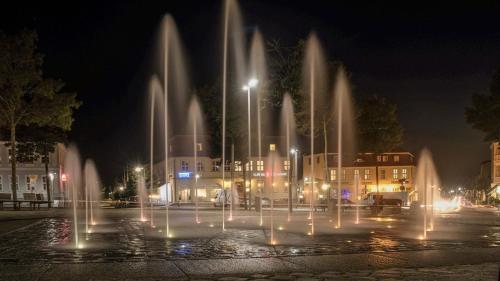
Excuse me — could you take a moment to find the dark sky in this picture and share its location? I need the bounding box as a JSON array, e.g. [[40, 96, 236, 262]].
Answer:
[[1, 1, 499, 187]]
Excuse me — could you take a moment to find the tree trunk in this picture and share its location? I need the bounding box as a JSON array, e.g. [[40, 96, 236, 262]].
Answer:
[[10, 124, 18, 209], [44, 144, 52, 208]]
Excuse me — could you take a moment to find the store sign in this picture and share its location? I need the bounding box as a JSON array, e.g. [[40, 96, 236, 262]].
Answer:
[[178, 172, 192, 179]]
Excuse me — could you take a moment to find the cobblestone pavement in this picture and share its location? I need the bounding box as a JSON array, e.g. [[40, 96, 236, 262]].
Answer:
[[186, 263, 500, 281], [0, 208, 499, 263]]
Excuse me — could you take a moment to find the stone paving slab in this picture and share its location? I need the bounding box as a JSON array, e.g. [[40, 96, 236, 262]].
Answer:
[[174, 257, 301, 276], [373, 247, 500, 268], [38, 261, 186, 281], [0, 264, 51, 281], [280, 253, 406, 272]]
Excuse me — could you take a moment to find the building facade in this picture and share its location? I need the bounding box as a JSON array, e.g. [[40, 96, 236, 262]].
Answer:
[[0, 141, 65, 201], [303, 152, 416, 204], [152, 135, 295, 204], [490, 142, 500, 199]]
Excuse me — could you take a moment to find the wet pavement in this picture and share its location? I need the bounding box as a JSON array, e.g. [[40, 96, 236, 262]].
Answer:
[[0, 208, 498, 264]]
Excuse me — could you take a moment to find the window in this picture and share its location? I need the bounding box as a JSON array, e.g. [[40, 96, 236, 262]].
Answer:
[[181, 161, 189, 171], [42, 176, 47, 190], [316, 156, 320, 164], [269, 144, 276, 151], [224, 160, 230, 171], [0, 176, 2, 190], [257, 160, 264, 171], [212, 160, 220, 172], [245, 160, 253, 171], [496, 166, 500, 177], [283, 160, 290, 171], [354, 169, 359, 179], [197, 143, 203, 151], [380, 169, 386, 180], [330, 169, 337, 181], [342, 169, 346, 180], [382, 155, 389, 162], [26, 176, 31, 191], [308, 157, 311, 165], [392, 168, 398, 179], [394, 155, 400, 162], [364, 169, 371, 180], [234, 161, 242, 172], [377, 155, 382, 162], [402, 168, 408, 179], [197, 161, 203, 172]]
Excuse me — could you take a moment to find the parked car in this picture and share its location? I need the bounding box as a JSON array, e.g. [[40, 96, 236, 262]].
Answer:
[[115, 196, 143, 208]]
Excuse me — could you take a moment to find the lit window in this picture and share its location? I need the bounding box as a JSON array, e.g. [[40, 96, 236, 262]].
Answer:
[[394, 155, 400, 162], [224, 160, 230, 171], [364, 169, 371, 180], [382, 155, 388, 162], [181, 161, 189, 171], [380, 169, 386, 180], [197, 161, 203, 172], [330, 169, 337, 181], [392, 169, 398, 179], [42, 176, 47, 190], [269, 144, 276, 151], [245, 160, 253, 171], [257, 160, 264, 171], [197, 143, 203, 151], [234, 161, 242, 172], [342, 169, 346, 180], [283, 160, 290, 171], [402, 168, 408, 179], [377, 155, 381, 162]]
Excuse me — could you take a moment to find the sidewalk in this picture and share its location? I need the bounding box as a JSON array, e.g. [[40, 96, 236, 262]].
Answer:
[[1, 247, 498, 280]]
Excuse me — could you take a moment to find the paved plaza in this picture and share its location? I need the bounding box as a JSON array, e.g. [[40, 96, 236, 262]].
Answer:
[[0, 207, 499, 280]]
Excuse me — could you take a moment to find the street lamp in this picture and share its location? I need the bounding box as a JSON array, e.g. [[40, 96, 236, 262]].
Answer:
[[242, 78, 258, 210]]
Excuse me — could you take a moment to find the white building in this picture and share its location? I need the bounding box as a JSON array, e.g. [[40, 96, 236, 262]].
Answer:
[[0, 141, 65, 201]]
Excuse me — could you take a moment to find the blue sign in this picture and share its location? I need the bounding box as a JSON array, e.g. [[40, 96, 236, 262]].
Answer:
[[178, 172, 192, 179]]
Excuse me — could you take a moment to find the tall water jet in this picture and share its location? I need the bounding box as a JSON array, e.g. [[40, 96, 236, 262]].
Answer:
[[149, 75, 164, 228], [267, 151, 281, 245], [188, 96, 205, 224], [84, 159, 100, 237], [137, 169, 146, 222], [64, 145, 82, 248], [249, 30, 267, 226], [221, 0, 247, 230], [161, 14, 189, 237], [280, 94, 297, 221], [332, 67, 355, 228], [415, 148, 441, 239], [302, 33, 327, 235], [354, 173, 360, 224]]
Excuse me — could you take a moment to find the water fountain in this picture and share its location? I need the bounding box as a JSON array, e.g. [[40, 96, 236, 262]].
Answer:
[[84, 159, 100, 237], [249, 30, 267, 226], [281, 94, 297, 222], [221, 0, 247, 230], [160, 14, 189, 237], [267, 152, 281, 245], [188, 96, 205, 224], [303, 33, 327, 235], [415, 148, 441, 239], [332, 67, 355, 228], [64, 144, 82, 249], [149, 74, 164, 228]]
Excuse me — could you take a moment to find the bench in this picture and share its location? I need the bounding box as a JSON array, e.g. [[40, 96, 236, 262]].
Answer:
[[0, 193, 12, 209], [23, 193, 50, 209]]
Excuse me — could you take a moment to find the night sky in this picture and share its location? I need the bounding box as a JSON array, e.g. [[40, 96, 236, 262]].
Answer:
[[1, 1, 499, 187]]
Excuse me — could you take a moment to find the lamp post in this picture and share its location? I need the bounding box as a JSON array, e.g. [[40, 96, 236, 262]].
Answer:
[[242, 78, 258, 211]]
